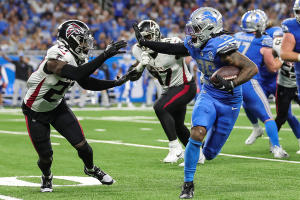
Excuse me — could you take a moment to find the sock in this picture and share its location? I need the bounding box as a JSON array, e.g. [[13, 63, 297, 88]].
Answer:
[[244, 107, 259, 124], [287, 115, 300, 139], [265, 120, 280, 147], [169, 139, 180, 148], [252, 122, 261, 129], [184, 138, 202, 182]]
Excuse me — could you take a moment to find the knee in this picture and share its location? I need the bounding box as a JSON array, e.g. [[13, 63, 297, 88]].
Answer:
[[190, 126, 206, 142], [39, 150, 53, 164], [202, 147, 218, 160], [153, 102, 164, 112]]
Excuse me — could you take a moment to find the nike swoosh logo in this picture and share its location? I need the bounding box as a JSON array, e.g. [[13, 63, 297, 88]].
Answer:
[[219, 86, 225, 89], [176, 153, 183, 157], [232, 107, 238, 110], [59, 50, 66, 55]]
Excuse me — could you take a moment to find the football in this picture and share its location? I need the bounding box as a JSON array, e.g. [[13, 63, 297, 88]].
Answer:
[[209, 66, 240, 83]]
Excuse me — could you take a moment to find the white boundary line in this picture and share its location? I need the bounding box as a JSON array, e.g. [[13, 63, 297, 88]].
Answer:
[[0, 130, 300, 164], [0, 195, 23, 200]]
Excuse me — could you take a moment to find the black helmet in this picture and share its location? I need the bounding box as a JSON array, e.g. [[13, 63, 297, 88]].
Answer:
[[57, 20, 94, 61], [137, 20, 161, 53]]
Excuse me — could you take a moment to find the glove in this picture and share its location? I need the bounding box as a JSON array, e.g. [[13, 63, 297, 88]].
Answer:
[[103, 40, 127, 59], [141, 51, 151, 66], [115, 70, 138, 86], [210, 74, 236, 93], [132, 22, 146, 46]]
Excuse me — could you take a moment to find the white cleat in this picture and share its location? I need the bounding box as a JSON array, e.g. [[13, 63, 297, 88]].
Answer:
[[163, 144, 184, 163], [179, 148, 205, 167], [245, 127, 264, 145], [296, 150, 300, 154], [273, 145, 289, 158]]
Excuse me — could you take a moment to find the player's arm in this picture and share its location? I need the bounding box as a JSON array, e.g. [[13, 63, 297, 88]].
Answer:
[[220, 51, 258, 86], [133, 23, 190, 57], [47, 40, 126, 80], [260, 47, 283, 73], [280, 33, 298, 62], [127, 60, 144, 81], [0, 52, 13, 62]]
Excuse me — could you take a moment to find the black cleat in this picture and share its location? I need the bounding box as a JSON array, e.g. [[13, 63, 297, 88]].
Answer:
[[40, 173, 53, 192], [179, 181, 194, 199], [84, 165, 115, 185]]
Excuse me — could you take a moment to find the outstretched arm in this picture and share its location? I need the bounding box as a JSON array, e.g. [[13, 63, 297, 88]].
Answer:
[[220, 51, 258, 86], [132, 23, 190, 56]]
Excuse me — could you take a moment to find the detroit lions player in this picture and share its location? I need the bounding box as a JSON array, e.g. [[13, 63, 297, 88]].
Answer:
[[281, 0, 300, 100], [129, 20, 197, 164], [21, 20, 132, 192], [234, 10, 288, 158], [133, 7, 258, 199]]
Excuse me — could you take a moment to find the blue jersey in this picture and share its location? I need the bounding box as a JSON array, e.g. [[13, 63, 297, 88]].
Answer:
[[234, 32, 273, 80], [265, 26, 282, 39], [121, 63, 131, 75], [282, 18, 300, 77], [184, 34, 242, 104]]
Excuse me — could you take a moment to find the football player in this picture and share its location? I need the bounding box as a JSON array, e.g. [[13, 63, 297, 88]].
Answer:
[[242, 9, 300, 153], [133, 8, 258, 199], [129, 20, 198, 164], [21, 20, 132, 192], [234, 10, 288, 158]]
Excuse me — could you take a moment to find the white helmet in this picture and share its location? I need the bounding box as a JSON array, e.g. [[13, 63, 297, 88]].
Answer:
[[294, 0, 300, 23], [240, 10, 266, 34], [137, 20, 161, 53]]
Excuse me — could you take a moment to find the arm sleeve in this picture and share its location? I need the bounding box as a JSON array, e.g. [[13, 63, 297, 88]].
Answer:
[[143, 40, 189, 56], [60, 53, 106, 81], [77, 76, 117, 91]]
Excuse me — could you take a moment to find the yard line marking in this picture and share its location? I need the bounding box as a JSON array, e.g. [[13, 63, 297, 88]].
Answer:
[[0, 130, 27, 135], [94, 129, 106, 131], [0, 194, 23, 200], [262, 137, 281, 140], [156, 140, 169, 143], [51, 130, 58, 132], [51, 143, 60, 145], [140, 128, 152, 131], [0, 130, 299, 164]]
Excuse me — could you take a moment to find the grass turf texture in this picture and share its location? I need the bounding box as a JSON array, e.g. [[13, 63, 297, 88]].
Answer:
[[0, 104, 300, 199]]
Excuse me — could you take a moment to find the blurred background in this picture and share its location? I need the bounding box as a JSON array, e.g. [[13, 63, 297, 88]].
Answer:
[[0, 0, 294, 108]]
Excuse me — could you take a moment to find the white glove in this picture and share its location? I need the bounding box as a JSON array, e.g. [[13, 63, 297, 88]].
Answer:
[[141, 51, 151, 66], [273, 37, 282, 57]]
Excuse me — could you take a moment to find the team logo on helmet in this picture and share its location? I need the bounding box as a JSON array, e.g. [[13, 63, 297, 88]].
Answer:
[[199, 11, 217, 24], [66, 23, 84, 38]]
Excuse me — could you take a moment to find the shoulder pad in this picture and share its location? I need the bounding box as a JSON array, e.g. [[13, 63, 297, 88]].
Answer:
[[132, 44, 143, 62], [215, 35, 237, 53], [281, 18, 297, 33], [47, 45, 72, 63], [162, 37, 183, 44], [273, 29, 283, 38]]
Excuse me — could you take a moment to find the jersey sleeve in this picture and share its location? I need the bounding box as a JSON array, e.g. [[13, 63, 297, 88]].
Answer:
[[261, 35, 273, 48], [216, 35, 238, 54], [132, 44, 143, 62], [281, 18, 296, 35], [47, 45, 71, 63], [272, 29, 283, 38]]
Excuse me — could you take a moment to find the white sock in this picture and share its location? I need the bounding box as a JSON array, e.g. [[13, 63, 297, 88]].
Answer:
[[252, 122, 261, 129], [169, 139, 180, 148]]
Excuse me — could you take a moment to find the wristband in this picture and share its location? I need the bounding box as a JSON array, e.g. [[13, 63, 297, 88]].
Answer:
[[136, 63, 146, 72], [298, 54, 300, 62], [279, 57, 284, 64]]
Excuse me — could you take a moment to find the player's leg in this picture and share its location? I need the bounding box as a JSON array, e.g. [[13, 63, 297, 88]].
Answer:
[[180, 92, 216, 199], [118, 84, 125, 107], [243, 80, 288, 157], [24, 115, 53, 192], [21, 80, 28, 103], [51, 106, 114, 185], [146, 79, 154, 106], [12, 79, 21, 107], [79, 88, 87, 108]]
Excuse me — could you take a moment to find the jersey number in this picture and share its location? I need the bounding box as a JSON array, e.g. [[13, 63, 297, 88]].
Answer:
[[236, 41, 251, 55], [195, 59, 216, 76], [43, 80, 74, 102], [149, 68, 172, 86]]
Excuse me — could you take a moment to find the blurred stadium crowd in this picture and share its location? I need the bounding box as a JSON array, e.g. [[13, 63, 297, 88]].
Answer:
[[0, 0, 296, 53]]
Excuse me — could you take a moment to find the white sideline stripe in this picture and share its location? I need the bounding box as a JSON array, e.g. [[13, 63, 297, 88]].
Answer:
[[94, 129, 106, 131], [156, 140, 169, 143], [51, 130, 58, 132], [51, 143, 60, 145], [262, 137, 281, 140], [0, 195, 23, 200], [140, 128, 152, 131], [0, 130, 299, 164]]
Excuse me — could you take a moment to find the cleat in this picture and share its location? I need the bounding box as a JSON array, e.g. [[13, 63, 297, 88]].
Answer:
[[163, 144, 184, 163], [179, 147, 205, 167], [179, 182, 194, 199], [245, 127, 264, 145], [40, 173, 53, 192], [84, 165, 115, 185], [297, 150, 300, 154], [273, 146, 289, 158]]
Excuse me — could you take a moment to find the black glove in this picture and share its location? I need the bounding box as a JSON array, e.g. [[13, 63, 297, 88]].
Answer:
[[115, 70, 138, 86], [103, 40, 127, 59], [210, 74, 236, 93], [132, 22, 146, 46]]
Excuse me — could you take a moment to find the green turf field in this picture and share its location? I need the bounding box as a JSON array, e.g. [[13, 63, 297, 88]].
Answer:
[[0, 104, 300, 200]]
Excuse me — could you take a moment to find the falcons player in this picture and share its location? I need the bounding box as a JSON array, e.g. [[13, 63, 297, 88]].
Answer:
[[22, 20, 131, 192], [129, 20, 197, 164]]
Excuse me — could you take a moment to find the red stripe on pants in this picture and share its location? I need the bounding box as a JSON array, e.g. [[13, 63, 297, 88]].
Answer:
[[164, 85, 190, 109], [24, 115, 38, 153]]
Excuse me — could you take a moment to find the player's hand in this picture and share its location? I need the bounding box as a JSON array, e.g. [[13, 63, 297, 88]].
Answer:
[[141, 51, 150, 66], [210, 74, 236, 93], [132, 22, 146, 46], [115, 70, 137, 86], [103, 40, 127, 59], [272, 38, 281, 57]]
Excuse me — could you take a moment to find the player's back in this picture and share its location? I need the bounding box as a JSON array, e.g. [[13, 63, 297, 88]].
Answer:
[[24, 44, 77, 112], [234, 32, 273, 80], [184, 34, 242, 104]]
